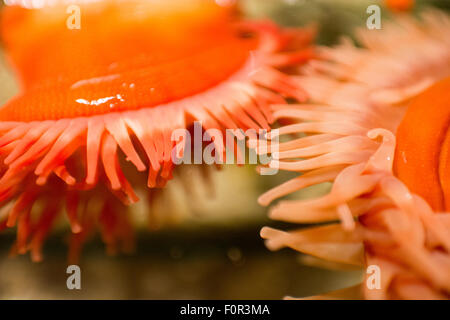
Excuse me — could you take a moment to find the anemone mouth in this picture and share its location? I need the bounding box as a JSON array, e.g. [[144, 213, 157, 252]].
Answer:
[[0, 0, 315, 262], [257, 10, 450, 300], [0, 0, 315, 122], [0, 0, 264, 121]]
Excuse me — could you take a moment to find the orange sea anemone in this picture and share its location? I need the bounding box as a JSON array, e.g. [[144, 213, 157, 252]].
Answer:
[[0, 0, 314, 261], [257, 10, 450, 299]]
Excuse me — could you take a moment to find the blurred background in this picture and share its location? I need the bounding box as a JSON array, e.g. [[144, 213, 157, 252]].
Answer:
[[0, 0, 448, 299]]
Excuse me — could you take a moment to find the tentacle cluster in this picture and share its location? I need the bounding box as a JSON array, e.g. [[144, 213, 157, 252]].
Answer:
[[257, 11, 450, 299], [0, 23, 314, 261]]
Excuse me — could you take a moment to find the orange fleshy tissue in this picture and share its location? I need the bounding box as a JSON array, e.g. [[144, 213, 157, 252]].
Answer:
[[395, 77, 450, 211], [385, 0, 415, 12]]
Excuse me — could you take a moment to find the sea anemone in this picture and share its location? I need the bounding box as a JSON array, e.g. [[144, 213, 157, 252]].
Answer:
[[0, 0, 314, 262], [257, 10, 450, 299]]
